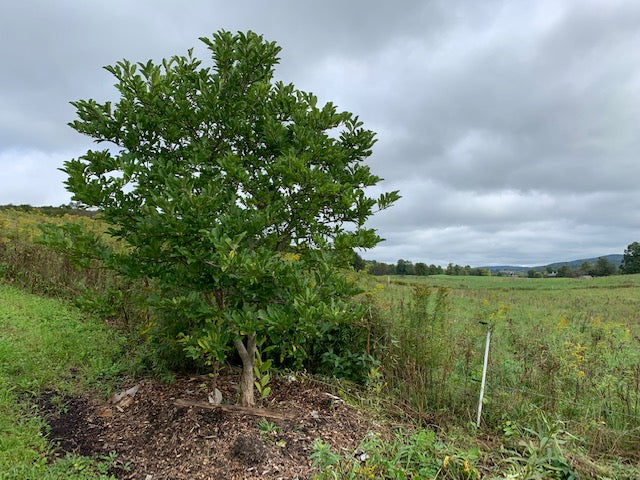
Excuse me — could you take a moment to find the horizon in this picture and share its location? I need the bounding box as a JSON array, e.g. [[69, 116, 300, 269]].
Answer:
[[363, 252, 623, 270], [0, 202, 627, 269]]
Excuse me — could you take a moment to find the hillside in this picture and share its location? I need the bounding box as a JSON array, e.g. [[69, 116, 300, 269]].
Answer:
[[482, 254, 623, 272]]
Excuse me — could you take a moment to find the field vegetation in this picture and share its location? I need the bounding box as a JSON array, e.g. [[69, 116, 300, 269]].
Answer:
[[0, 283, 128, 479], [2, 207, 640, 478], [373, 275, 640, 444]]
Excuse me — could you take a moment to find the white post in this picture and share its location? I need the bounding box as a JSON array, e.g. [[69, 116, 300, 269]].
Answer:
[[476, 327, 491, 427]]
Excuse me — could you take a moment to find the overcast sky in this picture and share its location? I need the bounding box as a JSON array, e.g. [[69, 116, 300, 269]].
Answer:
[[1, 0, 639, 266]]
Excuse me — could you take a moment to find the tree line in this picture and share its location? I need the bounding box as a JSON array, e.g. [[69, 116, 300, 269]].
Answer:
[[0, 203, 95, 217], [527, 257, 618, 278], [358, 256, 492, 276], [358, 241, 640, 278]]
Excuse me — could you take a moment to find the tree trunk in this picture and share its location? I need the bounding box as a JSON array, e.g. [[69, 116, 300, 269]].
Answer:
[[234, 333, 256, 407]]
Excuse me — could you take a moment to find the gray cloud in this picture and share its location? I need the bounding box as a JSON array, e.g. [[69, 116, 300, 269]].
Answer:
[[1, 0, 638, 266]]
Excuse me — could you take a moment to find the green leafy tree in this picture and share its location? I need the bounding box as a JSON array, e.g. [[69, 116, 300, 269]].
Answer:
[[593, 257, 617, 277], [428, 264, 443, 275], [445, 263, 463, 276], [396, 259, 413, 275], [414, 262, 428, 276], [57, 31, 399, 406], [351, 252, 366, 272], [369, 261, 395, 276], [473, 267, 491, 276], [621, 242, 640, 274], [579, 262, 594, 276]]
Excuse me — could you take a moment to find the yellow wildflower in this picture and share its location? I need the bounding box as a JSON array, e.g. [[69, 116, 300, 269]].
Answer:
[[282, 252, 301, 262]]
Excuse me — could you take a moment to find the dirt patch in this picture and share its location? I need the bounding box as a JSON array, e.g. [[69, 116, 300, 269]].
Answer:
[[36, 374, 384, 479], [37, 390, 105, 457]]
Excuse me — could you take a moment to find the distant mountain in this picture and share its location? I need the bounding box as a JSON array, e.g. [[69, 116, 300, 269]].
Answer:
[[482, 254, 623, 273], [481, 265, 530, 272], [544, 254, 623, 270]]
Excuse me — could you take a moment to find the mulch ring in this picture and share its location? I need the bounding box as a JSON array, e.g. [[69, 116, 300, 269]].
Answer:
[[36, 374, 384, 479]]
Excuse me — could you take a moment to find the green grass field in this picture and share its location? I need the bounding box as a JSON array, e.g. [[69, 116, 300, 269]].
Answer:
[[383, 273, 640, 326], [0, 284, 126, 480], [366, 274, 640, 456]]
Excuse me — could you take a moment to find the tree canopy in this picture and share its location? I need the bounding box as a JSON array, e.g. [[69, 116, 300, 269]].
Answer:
[[621, 242, 640, 274], [58, 30, 399, 406]]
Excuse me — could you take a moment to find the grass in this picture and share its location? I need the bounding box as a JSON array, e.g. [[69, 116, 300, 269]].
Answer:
[[363, 274, 640, 458], [3, 208, 640, 477], [0, 283, 127, 479]]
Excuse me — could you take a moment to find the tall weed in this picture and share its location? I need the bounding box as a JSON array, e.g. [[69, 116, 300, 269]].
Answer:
[[370, 275, 640, 456]]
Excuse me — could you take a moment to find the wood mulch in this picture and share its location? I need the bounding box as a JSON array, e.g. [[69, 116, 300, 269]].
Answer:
[[37, 374, 385, 479]]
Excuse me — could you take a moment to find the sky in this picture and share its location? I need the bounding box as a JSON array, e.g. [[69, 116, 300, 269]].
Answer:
[[1, 0, 639, 267]]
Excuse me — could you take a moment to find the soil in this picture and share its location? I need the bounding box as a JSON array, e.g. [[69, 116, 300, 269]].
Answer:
[[36, 374, 385, 479]]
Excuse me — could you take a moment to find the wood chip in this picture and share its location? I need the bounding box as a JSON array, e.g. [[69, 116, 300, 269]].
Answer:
[[174, 398, 294, 420]]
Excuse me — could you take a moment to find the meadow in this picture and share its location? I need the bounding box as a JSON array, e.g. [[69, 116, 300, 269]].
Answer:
[[364, 274, 640, 455], [1, 207, 640, 478]]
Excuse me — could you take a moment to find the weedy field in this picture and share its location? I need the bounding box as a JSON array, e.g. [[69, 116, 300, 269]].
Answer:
[[360, 274, 640, 469], [1, 208, 640, 478]]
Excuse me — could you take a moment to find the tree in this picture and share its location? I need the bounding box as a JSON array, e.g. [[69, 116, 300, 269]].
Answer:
[[396, 259, 413, 275], [351, 252, 366, 272], [59, 31, 399, 406], [556, 265, 572, 278], [368, 261, 390, 275], [414, 262, 428, 276], [445, 263, 463, 275], [593, 257, 617, 277], [579, 262, 594, 276], [428, 264, 443, 275], [621, 242, 640, 274]]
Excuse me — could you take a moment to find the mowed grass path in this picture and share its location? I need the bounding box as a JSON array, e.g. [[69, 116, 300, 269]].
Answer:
[[0, 283, 125, 479]]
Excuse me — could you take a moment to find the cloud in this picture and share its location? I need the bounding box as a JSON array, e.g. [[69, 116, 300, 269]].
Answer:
[[1, 0, 639, 266], [0, 149, 74, 206]]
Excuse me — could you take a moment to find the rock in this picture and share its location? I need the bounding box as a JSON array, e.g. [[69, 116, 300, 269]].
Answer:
[[208, 388, 223, 405]]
